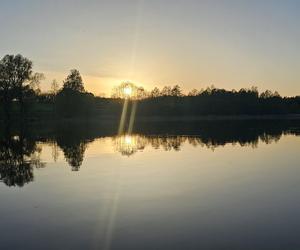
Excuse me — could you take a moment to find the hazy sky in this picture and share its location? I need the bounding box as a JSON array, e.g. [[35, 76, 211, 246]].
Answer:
[[0, 0, 299, 96]]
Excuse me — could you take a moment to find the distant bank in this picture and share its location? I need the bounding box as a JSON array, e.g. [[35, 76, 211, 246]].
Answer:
[[2, 113, 300, 124], [1, 54, 300, 123]]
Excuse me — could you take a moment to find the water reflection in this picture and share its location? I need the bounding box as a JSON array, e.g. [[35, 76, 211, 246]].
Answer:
[[0, 120, 300, 187], [113, 135, 189, 155], [56, 136, 89, 171], [0, 129, 44, 187], [113, 135, 147, 156], [53, 124, 95, 171], [113, 133, 284, 156]]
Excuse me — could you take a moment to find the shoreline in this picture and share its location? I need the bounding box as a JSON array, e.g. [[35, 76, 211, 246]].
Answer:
[[1, 114, 300, 124], [134, 114, 300, 122]]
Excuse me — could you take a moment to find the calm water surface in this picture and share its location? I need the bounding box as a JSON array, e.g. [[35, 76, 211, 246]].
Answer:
[[1, 121, 300, 250]]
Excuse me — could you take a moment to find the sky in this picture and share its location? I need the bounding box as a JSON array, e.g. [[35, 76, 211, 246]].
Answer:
[[0, 0, 299, 96]]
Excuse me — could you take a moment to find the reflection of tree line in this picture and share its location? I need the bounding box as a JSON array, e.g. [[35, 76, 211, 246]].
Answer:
[[0, 120, 299, 187], [113, 132, 286, 156], [0, 129, 44, 187], [0, 121, 119, 187], [0, 125, 92, 187], [56, 136, 90, 172], [113, 120, 300, 155], [47, 125, 93, 171]]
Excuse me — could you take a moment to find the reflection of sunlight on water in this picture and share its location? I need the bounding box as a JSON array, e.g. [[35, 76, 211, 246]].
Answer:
[[112, 134, 265, 157], [12, 135, 20, 141], [113, 134, 147, 156], [125, 135, 132, 144], [112, 134, 195, 156], [112, 134, 189, 156]]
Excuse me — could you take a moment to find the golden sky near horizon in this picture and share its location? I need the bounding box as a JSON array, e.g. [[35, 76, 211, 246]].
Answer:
[[1, 0, 300, 96]]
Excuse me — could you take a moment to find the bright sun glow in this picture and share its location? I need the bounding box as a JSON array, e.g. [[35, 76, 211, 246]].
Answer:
[[124, 86, 132, 96], [124, 135, 132, 144]]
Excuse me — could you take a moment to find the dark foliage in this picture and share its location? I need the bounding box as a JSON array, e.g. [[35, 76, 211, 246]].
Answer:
[[0, 127, 42, 187], [136, 88, 300, 116], [55, 88, 95, 117], [55, 123, 92, 171], [0, 54, 33, 119], [1, 54, 300, 121], [62, 69, 85, 92]]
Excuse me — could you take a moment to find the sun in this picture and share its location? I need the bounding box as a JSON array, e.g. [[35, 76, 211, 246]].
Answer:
[[124, 86, 132, 96]]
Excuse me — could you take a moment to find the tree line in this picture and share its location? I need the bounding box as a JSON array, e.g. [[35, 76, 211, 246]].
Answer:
[[1, 54, 300, 121], [0, 54, 95, 119]]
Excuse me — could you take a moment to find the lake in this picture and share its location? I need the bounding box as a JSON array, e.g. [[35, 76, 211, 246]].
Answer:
[[1, 120, 300, 250]]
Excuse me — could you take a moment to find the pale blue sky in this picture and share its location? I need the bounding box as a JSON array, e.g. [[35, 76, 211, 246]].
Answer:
[[0, 0, 299, 96]]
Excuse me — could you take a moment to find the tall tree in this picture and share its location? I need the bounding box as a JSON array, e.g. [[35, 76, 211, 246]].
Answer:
[[161, 86, 172, 96], [0, 54, 32, 118], [111, 82, 141, 99], [29, 72, 45, 95], [51, 79, 59, 95], [0, 63, 11, 119], [63, 69, 85, 92], [188, 89, 200, 96], [171, 85, 182, 97], [151, 87, 160, 98]]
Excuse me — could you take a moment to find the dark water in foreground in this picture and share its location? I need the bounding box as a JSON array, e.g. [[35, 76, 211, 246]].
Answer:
[[1, 120, 300, 250]]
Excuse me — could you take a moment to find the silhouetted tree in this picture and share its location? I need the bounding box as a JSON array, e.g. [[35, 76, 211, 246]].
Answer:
[[0, 63, 12, 120], [1, 53, 299, 120], [150, 87, 160, 98], [171, 85, 183, 97], [51, 79, 59, 95], [161, 86, 172, 96], [111, 82, 146, 100], [55, 70, 95, 117], [188, 89, 200, 96], [29, 72, 45, 95], [63, 69, 85, 92], [0, 54, 32, 119], [55, 89, 95, 117], [137, 87, 147, 99]]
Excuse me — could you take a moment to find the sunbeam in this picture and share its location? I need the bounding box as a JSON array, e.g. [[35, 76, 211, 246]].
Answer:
[[118, 99, 129, 135], [128, 100, 137, 134]]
